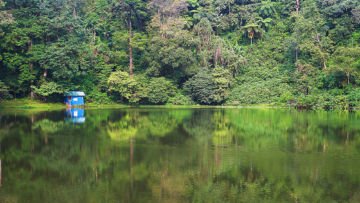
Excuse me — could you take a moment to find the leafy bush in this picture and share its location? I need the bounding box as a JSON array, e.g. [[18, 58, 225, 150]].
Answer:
[[87, 89, 112, 104], [296, 95, 318, 110], [31, 82, 63, 100], [347, 88, 360, 109], [147, 77, 176, 104], [107, 71, 141, 103], [184, 70, 215, 104], [0, 80, 11, 100], [227, 65, 292, 105], [184, 68, 231, 105], [278, 91, 295, 103], [228, 80, 291, 104], [168, 93, 194, 105]]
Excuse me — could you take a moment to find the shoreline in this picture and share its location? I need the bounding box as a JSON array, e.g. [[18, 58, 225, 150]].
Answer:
[[1, 99, 358, 112]]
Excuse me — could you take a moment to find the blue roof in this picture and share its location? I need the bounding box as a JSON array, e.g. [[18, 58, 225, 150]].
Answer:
[[64, 91, 85, 96]]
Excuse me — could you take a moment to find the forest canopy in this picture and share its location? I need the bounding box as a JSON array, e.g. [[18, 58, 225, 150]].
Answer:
[[0, 0, 359, 109]]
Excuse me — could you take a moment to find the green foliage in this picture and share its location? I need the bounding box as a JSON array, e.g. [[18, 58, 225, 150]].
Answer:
[[32, 82, 63, 97], [347, 88, 360, 108], [0, 0, 359, 109], [329, 46, 360, 85], [185, 68, 231, 105], [228, 65, 291, 105], [0, 0, 13, 25], [0, 80, 11, 100], [107, 71, 141, 103], [87, 89, 112, 104], [168, 93, 194, 105], [184, 70, 215, 104], [147, 77, 176, 104]]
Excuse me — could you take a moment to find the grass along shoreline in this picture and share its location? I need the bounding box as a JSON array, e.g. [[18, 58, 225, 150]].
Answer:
[[4, 98, 359, 111], [0, 99, 287, 110]]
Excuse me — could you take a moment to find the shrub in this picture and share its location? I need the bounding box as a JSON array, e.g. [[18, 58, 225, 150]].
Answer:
[[168, 93, 194, 105], [107, 71, 141, 103], [184, 68, 231, 105], [31, 82, 63, 101], [147, 77, 177, 104], [0, 80, 11, 100], [87, 89, 112, 104]]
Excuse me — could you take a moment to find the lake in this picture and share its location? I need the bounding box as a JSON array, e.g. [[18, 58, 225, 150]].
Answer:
[[0, 108, 359, 202]]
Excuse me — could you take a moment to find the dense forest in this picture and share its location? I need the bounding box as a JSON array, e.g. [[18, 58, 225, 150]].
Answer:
[[0, 0, 359, 109]]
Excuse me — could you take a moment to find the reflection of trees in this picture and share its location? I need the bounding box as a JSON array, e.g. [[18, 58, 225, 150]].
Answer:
[[0, 111, 113, 202], [33, 119, 65, 144], [211, 110, 235, 147], [226, 109, 360, 153], [106, 109, 192, 142], [184, 109, 360, 202], [0, 109, 359, 202], [143, 112, 179, 137], [186, 151, 360, 202], [286, 112, 360, 153], [107, 114, 138, 141]]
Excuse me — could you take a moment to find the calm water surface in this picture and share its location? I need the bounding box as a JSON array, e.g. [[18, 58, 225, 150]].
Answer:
[[0, 108, 359, 203]]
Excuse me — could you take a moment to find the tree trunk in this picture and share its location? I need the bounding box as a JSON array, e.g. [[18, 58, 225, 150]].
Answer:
[[214, 46, 222, 67], [73, 7, 77, 18], [29, 39, 34, 100], [347, 72, 350, 85], [128, 19, 134, 78], [30, 63, 34, 100], [43, 69, 47, 78], [296, 0, 300, 14]]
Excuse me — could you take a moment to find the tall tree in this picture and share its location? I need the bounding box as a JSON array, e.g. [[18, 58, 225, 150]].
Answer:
[[115, 0, 148, 78], [0, 0, 13, 25], [330, 47, 360, 85], [296, 0, 300, 14]]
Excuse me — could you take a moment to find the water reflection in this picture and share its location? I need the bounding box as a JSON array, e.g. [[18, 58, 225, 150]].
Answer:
[[65, 108, 85, 124], [0, 108, 359, 202]]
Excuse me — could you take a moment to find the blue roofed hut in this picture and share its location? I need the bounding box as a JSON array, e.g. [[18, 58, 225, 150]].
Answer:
[[64, 91, 85, 106]]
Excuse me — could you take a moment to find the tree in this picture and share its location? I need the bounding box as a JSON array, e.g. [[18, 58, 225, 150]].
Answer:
[[31, 82, 63, 100], [193, 18, 214, 66], [148, 0, 188, 37], [330, 47, 360, 85], [184, 70, 215, 104], [241, 21, 263, 45], [258, 0, 278, 18], [147, 77, 176, 104], [0, 0, 13, 25], [238, 14, 274, 46], [114, 0, 149, 78], [0, 80, 11, 100], [296, 0, 300, 14], [211, 67, 231, 102], [107, 70, 142, 103], [184, 68, 231, 104]]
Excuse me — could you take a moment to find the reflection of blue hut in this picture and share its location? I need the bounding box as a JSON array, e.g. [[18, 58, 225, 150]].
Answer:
[[65, 108, 86, 123], [64, 91, 85, 106]]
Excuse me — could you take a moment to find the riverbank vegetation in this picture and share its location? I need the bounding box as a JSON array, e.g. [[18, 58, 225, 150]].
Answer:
[[0, 0, 359, 110]]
